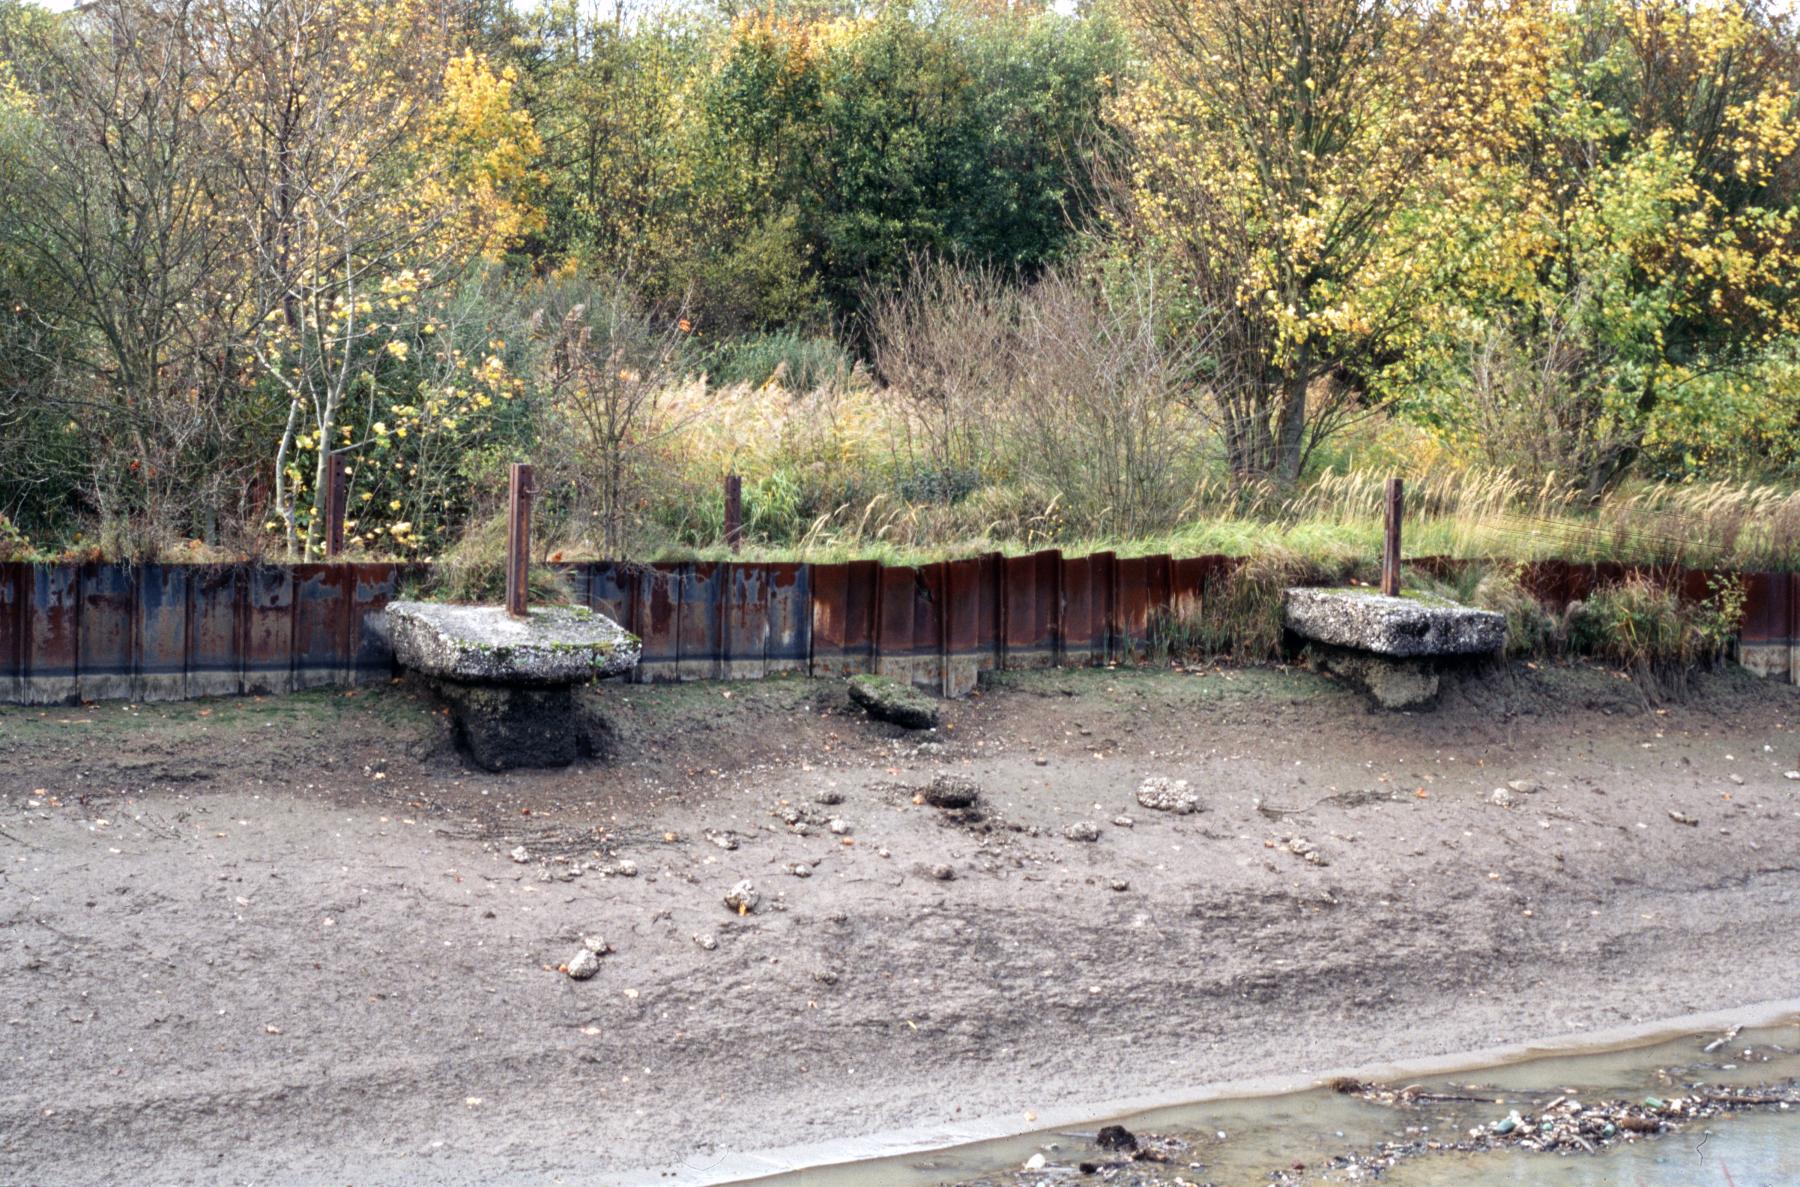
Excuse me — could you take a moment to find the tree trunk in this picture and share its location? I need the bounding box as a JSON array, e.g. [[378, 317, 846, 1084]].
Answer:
[[1274, 343, 1313, 487]]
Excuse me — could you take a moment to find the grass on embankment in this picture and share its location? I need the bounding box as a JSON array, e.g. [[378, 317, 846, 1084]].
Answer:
[[647, 468, 1800, 573]]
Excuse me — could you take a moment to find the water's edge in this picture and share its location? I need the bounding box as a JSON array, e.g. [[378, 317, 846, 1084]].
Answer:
[[617, 997, 1800, 1187]]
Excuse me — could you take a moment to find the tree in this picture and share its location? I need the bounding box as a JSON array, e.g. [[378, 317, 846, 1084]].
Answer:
[[0, 0, 257, 554], [529, 277, 694, 556], [218, 0, 542, 557], [1393, 0, 1800, 489], [1113, 0, 1477, 484]]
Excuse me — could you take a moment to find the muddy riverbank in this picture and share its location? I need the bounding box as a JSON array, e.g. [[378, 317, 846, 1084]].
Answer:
[[859, 1017, 1800, 1187], [2, 662, 1799, 1185]]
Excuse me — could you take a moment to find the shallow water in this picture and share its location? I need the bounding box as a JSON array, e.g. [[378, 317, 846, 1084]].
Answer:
[[757, 1020, 1800, 1186]]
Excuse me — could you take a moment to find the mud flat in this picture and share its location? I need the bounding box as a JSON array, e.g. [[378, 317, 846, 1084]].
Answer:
[[2, 662, 1799, 1185]]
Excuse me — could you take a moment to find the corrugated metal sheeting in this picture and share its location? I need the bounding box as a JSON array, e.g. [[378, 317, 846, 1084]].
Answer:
[[0, 557, 1795, 705]]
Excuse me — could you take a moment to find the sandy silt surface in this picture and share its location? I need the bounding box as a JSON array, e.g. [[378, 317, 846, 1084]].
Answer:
[[2, 663, 1798, 1185]]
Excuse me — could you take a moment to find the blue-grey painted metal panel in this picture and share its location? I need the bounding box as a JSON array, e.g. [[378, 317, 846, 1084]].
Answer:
[[27, 566, 79, 704], [0, 564, 21, 702], [187, 566, 244, 698], [134, 564, 190, 701], [242, 566, 294, 695]]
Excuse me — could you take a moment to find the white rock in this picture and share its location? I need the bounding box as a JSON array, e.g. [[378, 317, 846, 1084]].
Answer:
[[566, 949, 601, 980], [509, 846, 530, 864], [1136, 777, 1198, 814], [724, 880, 759, 914]]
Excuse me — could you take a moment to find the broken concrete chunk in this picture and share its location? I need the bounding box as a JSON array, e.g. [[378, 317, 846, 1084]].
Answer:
[[847, 674, 940, 730], [1313, 651, 1442, 710], [921, 773, 980, 809], [1136, 777, 1198, 814], [724, 880, 760, 914], [1063, 820, 1101, 842], [1286, 835, 1329, 866]]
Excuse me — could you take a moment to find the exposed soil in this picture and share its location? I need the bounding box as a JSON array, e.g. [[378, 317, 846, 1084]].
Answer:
[[3, 661, 1800, 1185]]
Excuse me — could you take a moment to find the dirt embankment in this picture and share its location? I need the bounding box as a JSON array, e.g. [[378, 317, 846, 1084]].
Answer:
[[2, 662, 1799, 1185]]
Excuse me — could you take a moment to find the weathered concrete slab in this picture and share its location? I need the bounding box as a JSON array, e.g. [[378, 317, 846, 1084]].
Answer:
[[386, 602, 640, 686], [1284, 588, 1504, 657]]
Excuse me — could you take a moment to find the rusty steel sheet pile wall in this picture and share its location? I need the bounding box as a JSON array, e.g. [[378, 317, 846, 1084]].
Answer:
[[0, 562, 413, 706], [2, 556, 1797, 705]]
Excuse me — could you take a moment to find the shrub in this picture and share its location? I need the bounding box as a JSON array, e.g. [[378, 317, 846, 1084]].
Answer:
[[1568, 574, 1746, 699], [0, 512, 33, 561], [705, 330, 852, 393], [1466, 564, 1559, 657], [429, 512, 573, 606], [1148, 549, 1360, 664]]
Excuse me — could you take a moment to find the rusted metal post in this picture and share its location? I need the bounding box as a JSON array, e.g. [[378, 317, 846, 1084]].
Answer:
[[324, 453, 348, 558], [1382, 477, 1404, 598], [723, 473, 743, 554], [505, 463, 533, 618]]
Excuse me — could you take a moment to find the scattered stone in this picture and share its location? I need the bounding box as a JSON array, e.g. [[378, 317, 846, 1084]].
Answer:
[[1669, 810, 1699, 827], [847, 674, 940, 730], [1063, 820, 1101, 842], [1785, 771, 1800, 780], [565, 949, 601, 980], [724, 880, 760, 914], [1507, 779, 1544, 794], [877, 847, 891, 858], [707, 832, 738, 851], [613, 859, 638, 877], [1491, 787, 1516, 808], [814, 789, 845, 806], [929, 863, 956, 881], [1112, 815, 1135, 829], [786, 862, 812, 878], [1095, 1124, 1138, 1151], [1285, 836, 1328, 866], [1729, 773, 1745, 785], [693, 933, 717, 951], [509, 845, 530, 864], [828, 818, 850, 835], [812, 969, 838, 985], [1023, 1153, 1046, 1170], [1136, 777, 1198, 814], [1109, 877, 1130, 892], [1033, 756, 1050, 767], [921, 773, 981, 809], [581, 934, 610, 954]]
